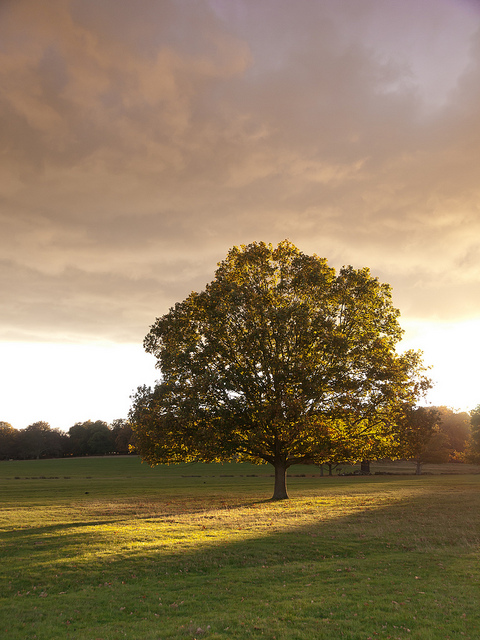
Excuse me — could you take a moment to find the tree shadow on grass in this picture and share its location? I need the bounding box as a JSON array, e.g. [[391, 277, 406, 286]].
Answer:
[[4, 478, 480, 565], [3, 480, 480, 639]]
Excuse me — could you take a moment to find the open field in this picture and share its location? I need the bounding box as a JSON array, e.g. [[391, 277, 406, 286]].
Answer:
[[1, 457, 480, 639]]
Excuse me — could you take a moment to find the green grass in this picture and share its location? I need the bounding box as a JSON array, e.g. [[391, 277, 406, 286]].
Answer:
[[1, 458, 480, 639]]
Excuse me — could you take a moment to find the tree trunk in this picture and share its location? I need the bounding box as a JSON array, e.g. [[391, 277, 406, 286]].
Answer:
[[415, 460, 422, 475], [360, 460, 370, 474], [272, 460, 288, 500]]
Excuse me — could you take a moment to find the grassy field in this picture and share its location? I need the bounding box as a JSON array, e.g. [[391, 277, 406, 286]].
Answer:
[[1, 457, 479, 639]]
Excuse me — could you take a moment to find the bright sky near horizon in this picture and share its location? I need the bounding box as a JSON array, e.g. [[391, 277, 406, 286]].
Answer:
[[1, 0, 480, 430]]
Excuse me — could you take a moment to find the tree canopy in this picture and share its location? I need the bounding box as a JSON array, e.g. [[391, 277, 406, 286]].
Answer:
[[0, 422, 17, 460], [130, 241, 431, 499], [16, 421, 67, 459], [67, 420, 115, 456], [393, 406, 441, 474]]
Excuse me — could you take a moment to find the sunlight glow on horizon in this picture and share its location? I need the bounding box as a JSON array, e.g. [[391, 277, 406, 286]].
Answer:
[[0, 342, 159, 431], [1, 317, 479, 431], [401, 318, 480, 414]]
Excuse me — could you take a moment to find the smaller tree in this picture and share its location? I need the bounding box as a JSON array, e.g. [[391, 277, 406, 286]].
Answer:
[[68, 420, 114, 456], [466, 405, 480, 463], [434, 406, 472, 460], [0, 422, 18, 459], [111, 419, 136, 454], [316, 425, 356, 476], [17, 422, 67, 459], [395, 406, 440, 474]]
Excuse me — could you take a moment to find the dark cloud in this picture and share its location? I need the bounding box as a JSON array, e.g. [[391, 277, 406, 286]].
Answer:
[[1, 0, 480, 343]]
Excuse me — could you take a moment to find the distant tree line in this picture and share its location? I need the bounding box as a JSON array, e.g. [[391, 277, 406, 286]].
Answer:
[[295, 405, 478, 476], [1, 406, 479, 466], [393, 405, 476, 474], [0, 419, 135, 460]]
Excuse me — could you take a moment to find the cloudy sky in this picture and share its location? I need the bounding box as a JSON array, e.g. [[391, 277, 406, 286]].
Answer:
[[1, 0, 480, 430]]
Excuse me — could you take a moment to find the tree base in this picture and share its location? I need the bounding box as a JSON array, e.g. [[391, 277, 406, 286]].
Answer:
[[270, 492, 289, 501]]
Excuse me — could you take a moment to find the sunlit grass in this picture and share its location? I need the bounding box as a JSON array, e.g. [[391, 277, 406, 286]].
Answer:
[[1, 458, 480, 639]]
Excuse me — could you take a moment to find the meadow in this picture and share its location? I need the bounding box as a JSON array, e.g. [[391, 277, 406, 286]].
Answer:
[[1, 457, 479, 640]]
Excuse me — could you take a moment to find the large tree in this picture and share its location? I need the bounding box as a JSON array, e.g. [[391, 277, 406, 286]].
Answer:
[[131, 241, 430, 499]]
